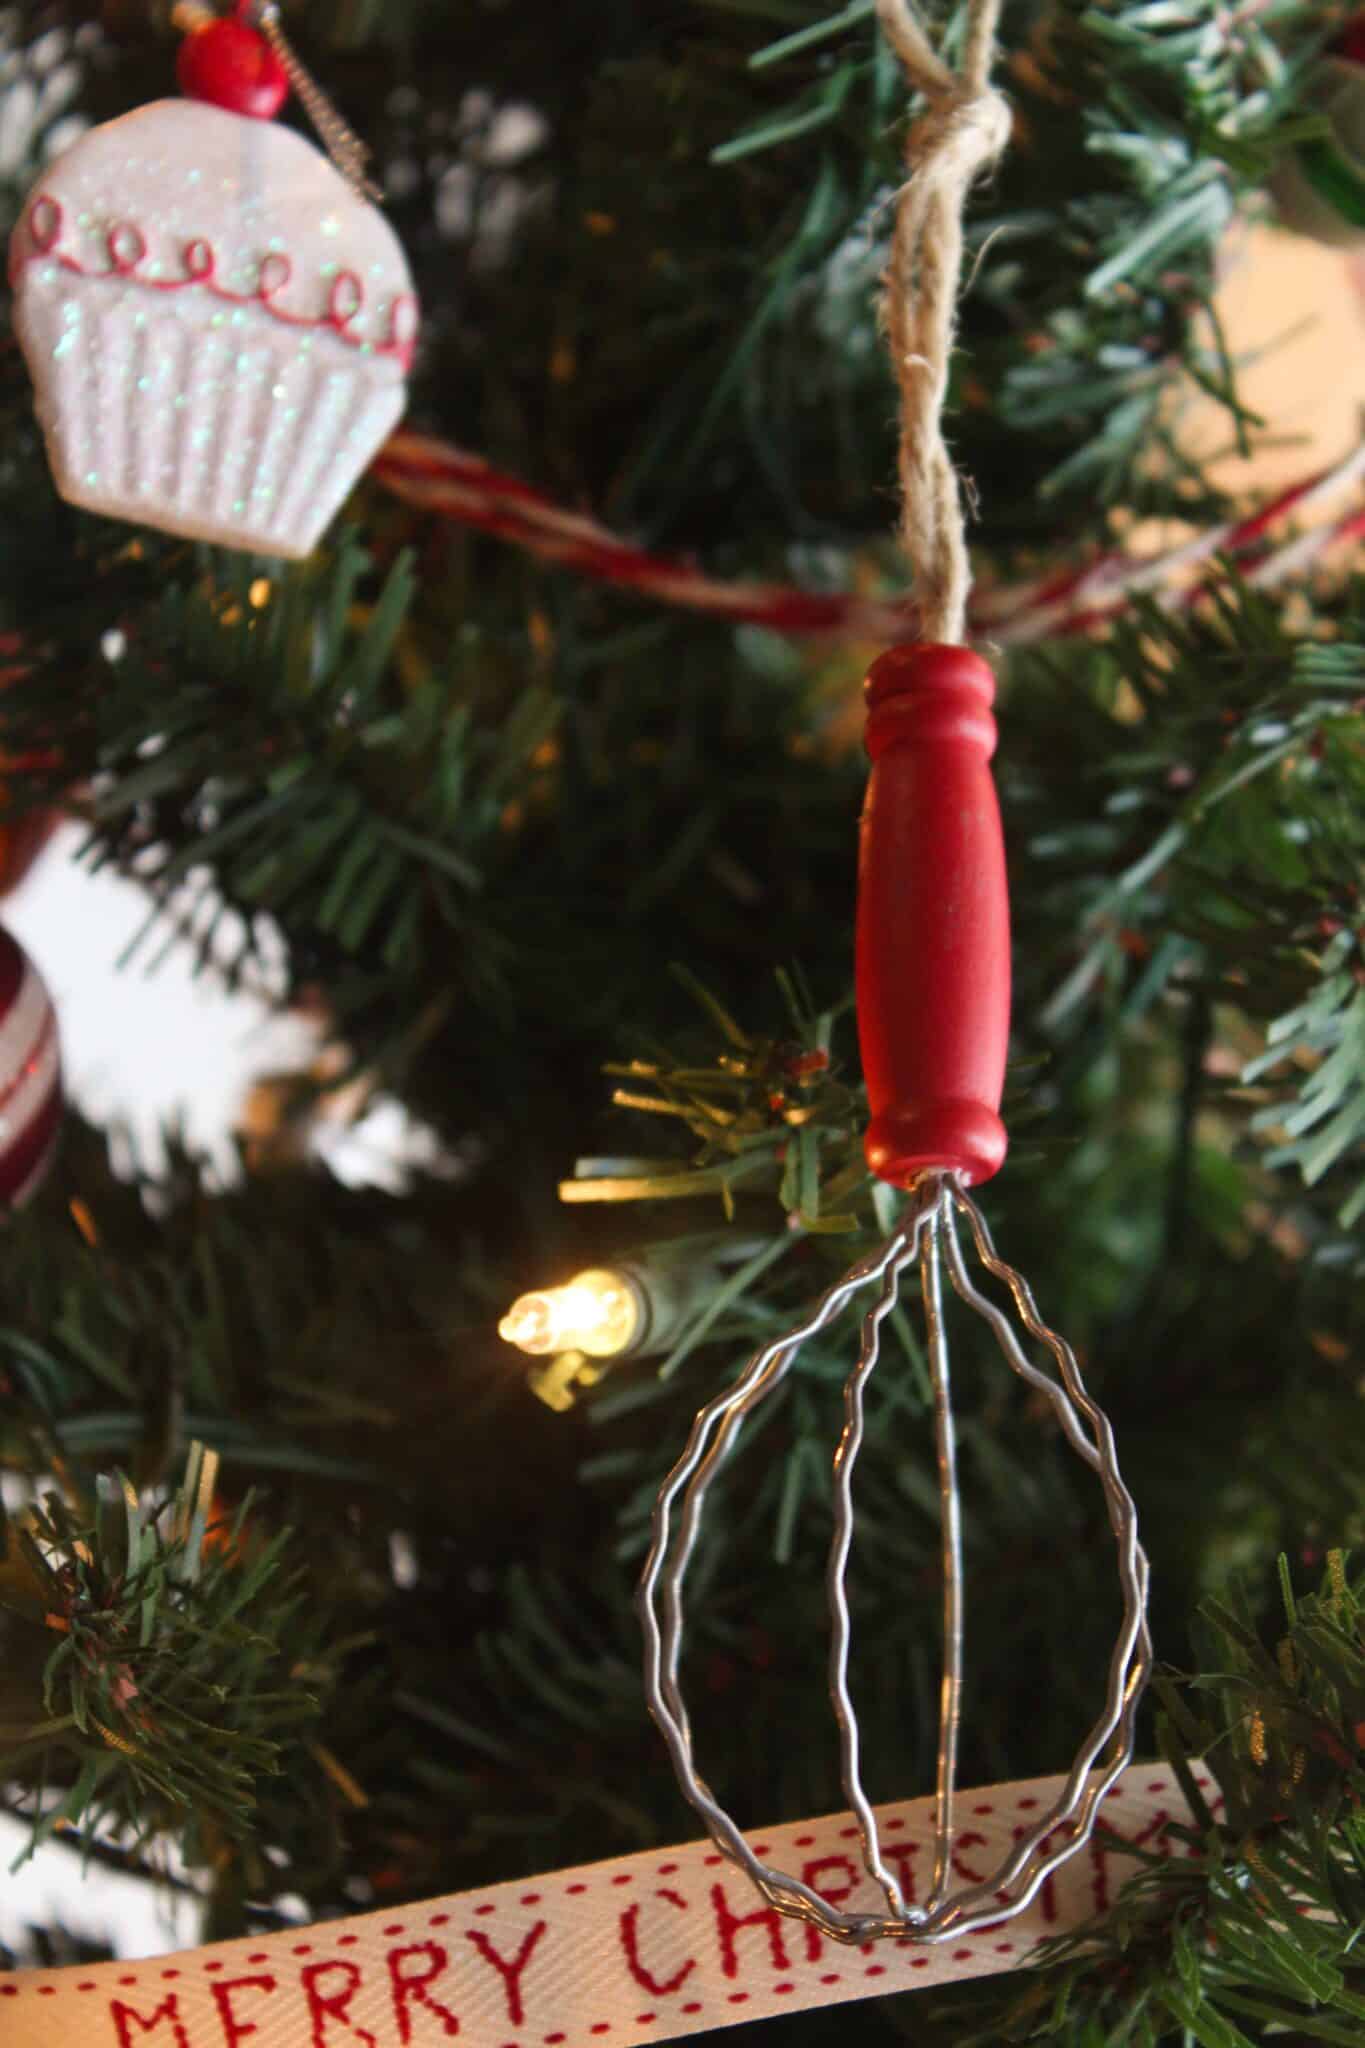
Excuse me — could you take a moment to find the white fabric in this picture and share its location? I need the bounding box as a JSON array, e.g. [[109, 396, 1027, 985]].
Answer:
[[1, 1762, 1217, 2045]]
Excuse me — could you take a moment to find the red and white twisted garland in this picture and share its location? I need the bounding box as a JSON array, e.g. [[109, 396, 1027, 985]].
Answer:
[[371, 431, 1365, 649]]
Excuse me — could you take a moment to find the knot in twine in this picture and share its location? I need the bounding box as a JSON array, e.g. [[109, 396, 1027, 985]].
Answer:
[[877, 0, 1010, 644]]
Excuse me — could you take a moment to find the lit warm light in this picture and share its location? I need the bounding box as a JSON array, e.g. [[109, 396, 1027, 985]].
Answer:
[[498, 1268, 641, 1359], [249, 579, 272, 609]]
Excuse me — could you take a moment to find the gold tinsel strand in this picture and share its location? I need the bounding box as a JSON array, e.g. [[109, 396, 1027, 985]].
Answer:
[[1249, 1708, 1268, 1766], [308, 1740, 370, 1810], [1327, 1547, 1348, 1606], [90, 1715, 139, 1758]]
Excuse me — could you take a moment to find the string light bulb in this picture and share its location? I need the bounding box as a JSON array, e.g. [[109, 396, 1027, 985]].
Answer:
[[499, 1268, 643, 1360], [500, 1241, 759, 1396]]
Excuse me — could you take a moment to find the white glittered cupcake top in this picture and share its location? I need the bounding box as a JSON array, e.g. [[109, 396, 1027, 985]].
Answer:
[[10, 99, 417, 366]]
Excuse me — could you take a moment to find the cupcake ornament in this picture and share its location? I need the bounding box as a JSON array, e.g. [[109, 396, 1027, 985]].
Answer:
[[8, 3, 417, 559]]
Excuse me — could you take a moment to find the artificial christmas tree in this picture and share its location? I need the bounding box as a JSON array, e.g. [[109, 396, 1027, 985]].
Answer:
[[0, 1, 1362, 2043]]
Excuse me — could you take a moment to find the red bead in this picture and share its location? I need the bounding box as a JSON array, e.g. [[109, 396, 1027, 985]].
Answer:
[[176, 19, 290, 120]]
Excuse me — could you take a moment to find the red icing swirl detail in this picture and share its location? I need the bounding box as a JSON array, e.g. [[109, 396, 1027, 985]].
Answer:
[[107, 221, 147, 274], [15, 195, 416, 370], [389, 294, 419, 352], [29, 195, 61, 254], [257, 250, 292, 301], [183, 237, 216, 282], [328, 270, 364, 327]]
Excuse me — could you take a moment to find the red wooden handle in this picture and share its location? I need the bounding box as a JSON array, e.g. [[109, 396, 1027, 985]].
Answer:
[[856, 643, 1010, 1188]]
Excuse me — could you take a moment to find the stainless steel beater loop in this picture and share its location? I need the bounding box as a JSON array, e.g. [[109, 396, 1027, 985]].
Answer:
[[638, 1172, 1151, 1946]]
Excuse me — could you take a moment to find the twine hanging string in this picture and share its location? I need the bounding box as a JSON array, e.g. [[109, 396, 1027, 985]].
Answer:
[[878, 0, 1010, 644]]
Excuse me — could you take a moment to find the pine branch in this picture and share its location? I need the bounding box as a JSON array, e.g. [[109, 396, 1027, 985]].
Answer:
[[0, 1448, 338, 1871], [945, 1553, 1365, 2047], [1005, 581, 1365, 1224], [590, 0, 1342, 539]]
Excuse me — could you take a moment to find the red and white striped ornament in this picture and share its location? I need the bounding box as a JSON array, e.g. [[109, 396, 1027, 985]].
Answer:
[[0, 927, 62, 1207]]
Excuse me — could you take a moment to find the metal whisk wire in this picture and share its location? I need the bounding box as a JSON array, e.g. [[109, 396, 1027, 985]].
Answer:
[[825, 1175, 930, 1924], [640, 1209, 920, 1939], [638, 1169, 1151, 1947]]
